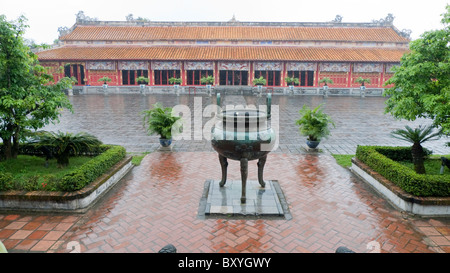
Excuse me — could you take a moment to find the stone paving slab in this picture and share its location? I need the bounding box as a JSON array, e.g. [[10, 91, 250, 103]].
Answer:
[[200, 180, 289, 218]]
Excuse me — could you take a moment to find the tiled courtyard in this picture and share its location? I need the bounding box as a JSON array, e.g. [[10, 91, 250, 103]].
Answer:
[[0, 93, 449, 253]]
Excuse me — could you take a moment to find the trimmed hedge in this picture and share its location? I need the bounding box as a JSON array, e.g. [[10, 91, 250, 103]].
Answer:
[[0, 145, 126, 192], [59, 145, 126, 191], [355, 146, 450, 197]]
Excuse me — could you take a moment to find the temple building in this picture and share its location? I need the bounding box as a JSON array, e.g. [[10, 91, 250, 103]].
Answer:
[[37, 13, 410, 89]]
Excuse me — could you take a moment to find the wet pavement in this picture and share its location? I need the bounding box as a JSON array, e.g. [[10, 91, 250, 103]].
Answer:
[[42, 93, 449, 154], [0, 93, 449, 253]]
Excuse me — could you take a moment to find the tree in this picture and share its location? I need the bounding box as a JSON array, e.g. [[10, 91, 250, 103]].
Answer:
[[0, 15, 73, 160], [391, 125, 441, 174], [384, 5, 450, 145]]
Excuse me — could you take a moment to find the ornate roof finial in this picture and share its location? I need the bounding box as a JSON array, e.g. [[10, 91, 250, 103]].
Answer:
[[372, 13, 395, 26], [229, 14, 237, 22], [331, 15, 343, 23]]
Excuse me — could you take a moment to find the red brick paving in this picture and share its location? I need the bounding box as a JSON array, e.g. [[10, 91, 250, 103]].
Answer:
[[0, 152, 449, 253]]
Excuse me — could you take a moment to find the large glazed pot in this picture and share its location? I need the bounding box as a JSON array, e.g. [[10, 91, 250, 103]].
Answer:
[[211, 93, 276, 203]]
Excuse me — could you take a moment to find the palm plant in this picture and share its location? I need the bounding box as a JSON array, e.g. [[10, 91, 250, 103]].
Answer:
[[355, 77, 371, 87], [391, 125, 441, 174], [98, 76, 112, 85], [141, 103, 181, 141], [200, 75, 215, 85], [30, 131, 102, 167], [168, 77, 182, 85], [296, 104, 335, 142], [319, 77, 334, 87], [285, 76, 300, 86], [136, 76, 149, 85], [253, 76, 267, 86]]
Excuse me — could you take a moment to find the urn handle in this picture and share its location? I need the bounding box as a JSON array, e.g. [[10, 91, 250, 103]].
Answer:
[[216, 93, 221, 107], [266, 93, 271, 119]]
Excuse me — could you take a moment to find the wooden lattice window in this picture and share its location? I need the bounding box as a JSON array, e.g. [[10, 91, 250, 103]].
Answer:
[[64, 64, 85, 85]]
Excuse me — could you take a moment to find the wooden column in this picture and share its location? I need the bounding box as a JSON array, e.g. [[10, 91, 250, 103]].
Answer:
[[315, 63, 320, 87], [379, 64, 385, 88], [215, 61, 219, 86], [347, 63, 353, 88]]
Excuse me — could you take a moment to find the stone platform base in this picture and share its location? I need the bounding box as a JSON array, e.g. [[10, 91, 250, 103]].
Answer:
[[198, 179, 291, 219]]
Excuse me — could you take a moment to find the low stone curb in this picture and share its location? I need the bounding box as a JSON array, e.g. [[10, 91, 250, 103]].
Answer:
[[351, 158, 450, 216], [0, 156, 133, 213]]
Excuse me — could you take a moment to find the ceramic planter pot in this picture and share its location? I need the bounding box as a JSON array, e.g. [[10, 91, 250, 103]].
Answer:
[[306, 139, 320, 149], [159, 138, 172, 147]]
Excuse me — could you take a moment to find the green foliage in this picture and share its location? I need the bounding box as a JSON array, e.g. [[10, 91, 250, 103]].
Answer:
[[131, 152, 149, 166], [331, 154, 354, 168], [252, 76, 266, 86], [391, 125, 442, 145], [0, 155, 92, 191], [98, 76, 111, 83], [59, 145, 126, 191], [356, 146, 450, 197], [384, 6, 450, 141], [391, 125, 441, 174], [141, 103, 181, 139], [319, 77, 333, 85], [28, 131, 103, 167], [136, 76, 149, 84], [168, 77, 182, 85], [0, 15, 73, 160], [200, 75, 214, 85], [285, 76, 300, 85], [295, 104, 335, 141], [0, 172, 14, 191], [355, 77, 371, 85]]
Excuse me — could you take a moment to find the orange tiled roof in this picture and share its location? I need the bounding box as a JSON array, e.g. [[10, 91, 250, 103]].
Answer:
[[61, 25, 409, 43], [37, 45, 407, 62]]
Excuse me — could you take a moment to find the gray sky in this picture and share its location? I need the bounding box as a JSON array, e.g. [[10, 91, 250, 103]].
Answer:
[[2, 0, 448, 44]]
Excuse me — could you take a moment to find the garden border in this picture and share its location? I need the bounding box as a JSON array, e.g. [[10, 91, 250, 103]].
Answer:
[[351, 158, 450, 216], [0, 156, 133, 213]]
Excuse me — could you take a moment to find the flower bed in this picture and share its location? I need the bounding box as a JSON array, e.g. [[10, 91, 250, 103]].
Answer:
[[352, 146, 450, 216], [0, 145, 133, 212], [355, 146, 450, 197]]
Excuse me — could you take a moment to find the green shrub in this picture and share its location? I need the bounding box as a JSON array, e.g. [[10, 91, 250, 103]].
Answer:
[[356, 146, 450, 197], [0, 172, 14, 191], [59, 145, 126, 191]]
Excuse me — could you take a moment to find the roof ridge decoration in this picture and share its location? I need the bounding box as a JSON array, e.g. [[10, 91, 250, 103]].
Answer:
[[66, 10, 403, 29]]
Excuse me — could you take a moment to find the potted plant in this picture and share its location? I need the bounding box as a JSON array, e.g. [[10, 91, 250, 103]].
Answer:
[[319, 77, 333, 89], [98, 76, 112, 89], [169, 77, 182, 88], [253, 76, 266, 86], [200, 75, 214, 85], [355, 77, 371, 90], [137, 76, 149, 91], [285, 76, 300, 87], [201, 75, 214, 94], [137, 76, 149, 85], [141, 103, 182, 147], [295, 104, 335, 149]]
